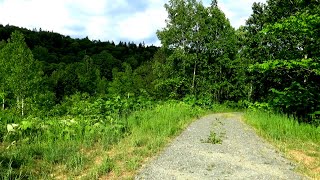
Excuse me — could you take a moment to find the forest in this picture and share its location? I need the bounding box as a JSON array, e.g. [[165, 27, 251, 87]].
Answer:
[[0, 0, 319, 179]]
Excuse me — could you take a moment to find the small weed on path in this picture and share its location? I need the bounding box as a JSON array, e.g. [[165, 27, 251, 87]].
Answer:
[[201, 119, 225, 144], [202, 131, 223, 144]]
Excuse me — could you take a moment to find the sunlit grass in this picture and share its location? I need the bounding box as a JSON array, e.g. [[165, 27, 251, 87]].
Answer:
[[0, 101, 207, 179], [243, 110, 320, 179], [83, 101, 206, 179]]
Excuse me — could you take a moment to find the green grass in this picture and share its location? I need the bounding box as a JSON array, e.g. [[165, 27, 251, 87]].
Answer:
[[83, 101, 206, 179], [0, 99, 237, 179], [244, 110, 320, 179], [0, 101, 207, 179]]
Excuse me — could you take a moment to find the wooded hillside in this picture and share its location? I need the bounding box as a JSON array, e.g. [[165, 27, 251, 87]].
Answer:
[[0, 0, 319, 178], [1, 0, 320, 122]]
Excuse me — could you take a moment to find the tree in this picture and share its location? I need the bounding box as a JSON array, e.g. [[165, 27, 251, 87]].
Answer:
[[0, 31, 43, 116], [51, 63, 81, 101], [157, 0, 203, 93], [157, 0, 237, 101], [92, 50, 121, 80], [76, 55, 102, 95], [234, 26, 255, 101], [152, 48, 187, 99], [200, 3, 237, 102], [108, 63, 137, 98], [0, 40, 6, 49], [244, 0, 320, 119], [0, 40, 8, 109]]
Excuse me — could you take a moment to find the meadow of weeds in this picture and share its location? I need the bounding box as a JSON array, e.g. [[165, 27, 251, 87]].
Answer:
[[0, 94, 205, 179]]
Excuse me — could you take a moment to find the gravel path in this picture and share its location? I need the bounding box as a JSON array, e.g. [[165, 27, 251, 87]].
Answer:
[[136, 113, 307, 180]]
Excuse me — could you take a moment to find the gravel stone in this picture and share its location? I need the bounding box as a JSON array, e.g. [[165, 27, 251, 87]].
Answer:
[[135, 113, 307, 180]]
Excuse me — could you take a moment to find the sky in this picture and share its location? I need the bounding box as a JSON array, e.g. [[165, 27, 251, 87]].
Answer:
[[0, 0, 266, 46]]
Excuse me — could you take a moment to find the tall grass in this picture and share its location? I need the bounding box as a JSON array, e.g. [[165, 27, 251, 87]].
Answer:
[[244, 110, 320, 178], [83, 101, 206, 179], [244, 111, 319, 142], [0, 100, 206, 179]]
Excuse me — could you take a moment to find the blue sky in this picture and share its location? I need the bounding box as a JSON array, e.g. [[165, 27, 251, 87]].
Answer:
[[0, 0, 266, 46]]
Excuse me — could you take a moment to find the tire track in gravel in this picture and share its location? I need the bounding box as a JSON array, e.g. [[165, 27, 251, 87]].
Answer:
[[135, 113, 307, 180]]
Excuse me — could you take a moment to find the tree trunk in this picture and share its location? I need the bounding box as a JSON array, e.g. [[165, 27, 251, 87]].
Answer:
[[2, 98, 4, 110], [17, 96, 19, 109], [22, 98, 24, 116], [220, 66, 222, 101], [248, 83, 253, 101], [192, 60, 197, 92]]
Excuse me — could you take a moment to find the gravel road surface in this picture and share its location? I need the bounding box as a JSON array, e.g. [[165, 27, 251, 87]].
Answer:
[[136, 113, 306, 180]]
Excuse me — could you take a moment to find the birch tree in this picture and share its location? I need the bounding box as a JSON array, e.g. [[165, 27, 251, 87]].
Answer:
[[0, 31, 43, 116], [157, 0, 237, 101], [0, 40, 8, 110]]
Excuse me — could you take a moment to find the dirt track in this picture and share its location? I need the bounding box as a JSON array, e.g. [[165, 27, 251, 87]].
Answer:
[[136, 113, 306, 180]]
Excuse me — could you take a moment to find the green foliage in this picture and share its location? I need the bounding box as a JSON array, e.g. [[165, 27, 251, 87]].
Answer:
[[96, 157, 114, 175], [0, 25, 159, 110], [243, 0, 320, 119], [250, 59, 320, 75], [124, 101, 204, 154], [76, 55, 102, 94], [247, 102, 273, 112], [0, 101, 122, 178], [1, 94, 155, 148], [126, 101, 205, 153], [202, 131, 223, 144], [157, 0, 238, 102], [0, 99, 206, 179], [92, 50, 121, 80], [244, 109, 320, 178], [244, 110, 319, 144], [0, 40, 5, 50], [249, 58, 320, 121], [108, 63, 137, 97], [25, 91, 56, 116], [308, 113, 320, 127], [0, 0, 320, 178], [0, 31, 43, 116]]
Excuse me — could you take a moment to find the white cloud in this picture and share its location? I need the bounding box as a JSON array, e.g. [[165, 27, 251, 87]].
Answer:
[[117, 6, 166, 41], [85, 16, 111, 40], [217, 0, 267, 28], [0, 0, 266, 45], [67, 0, 107, 15], [0, 0, 75, 34], [81, 0, 167, 44]]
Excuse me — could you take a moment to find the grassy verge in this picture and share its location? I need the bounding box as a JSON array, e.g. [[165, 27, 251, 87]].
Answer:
[[243, 110, 320, 179], [82, 101, 206, 179], [0, 101, 207, 179]]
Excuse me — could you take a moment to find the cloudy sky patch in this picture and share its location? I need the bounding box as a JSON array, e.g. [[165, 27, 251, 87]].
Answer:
[[0, 0, 266, 45]]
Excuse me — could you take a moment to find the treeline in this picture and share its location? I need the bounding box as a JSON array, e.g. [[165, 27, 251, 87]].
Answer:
[[155, 0, 320, 123], [0, 25, 159, 116], [0, 0, 319, 178], [1, 0, 320, 124], [243, 0, 320, 120]]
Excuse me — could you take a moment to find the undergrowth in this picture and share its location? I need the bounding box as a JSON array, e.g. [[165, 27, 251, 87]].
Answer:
[[0, 97, 207, 179], [83, 101, 206, 179]]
